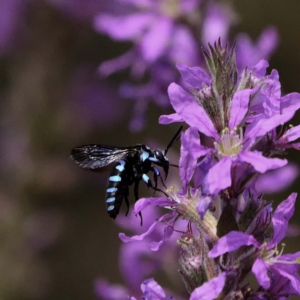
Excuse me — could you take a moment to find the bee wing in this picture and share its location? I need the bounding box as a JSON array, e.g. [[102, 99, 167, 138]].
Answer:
[[70, 145, 137, 169]]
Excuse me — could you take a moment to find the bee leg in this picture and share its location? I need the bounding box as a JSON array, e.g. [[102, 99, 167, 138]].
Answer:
[[142, 174, 168, 197], [152, 167, 159, 195], [134, 179, 143, 226], [152, 166, 167, 189], [124, 186, 130, 216]]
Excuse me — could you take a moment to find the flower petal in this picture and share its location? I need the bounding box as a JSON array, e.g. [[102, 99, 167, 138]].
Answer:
[[239, 151, 287, 173], [94, 13, 153, 40], [203, 157, 232, 195], [189, 272, 226, 300], [229, 88, 259, 129], [133, 197, 172, 215], [280, 124, 300, 143], [141, 278, 166, 299], [159, 113, 184, 125], [271, 193, 297, 245], [261, 69, 281, 116], [245, 111, 295, 140], [281, 92, 300, 114], [252, 258, 271, 289], [196, 195, 213, 219], [201, 2, 233, 45], [120, 243, 157, 290], [209, 231, 260, 258], [252, 59, 269, 78], [169, 25, 198, 65], [140, 17, 173, 62], [167, 83, 218, 138], [94, 279, 129, 300], [180, 127, 210, 192], [255, 164, 299, 194], [149, 215, 177, 251], [176, 63, 210, 88], [194, 154, 216, 188], [273, 262, 300, 295], [119, 212, 175, 243]]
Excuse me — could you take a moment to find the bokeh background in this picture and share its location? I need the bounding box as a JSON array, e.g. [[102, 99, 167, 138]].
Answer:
[[1, 0, 300, 299]]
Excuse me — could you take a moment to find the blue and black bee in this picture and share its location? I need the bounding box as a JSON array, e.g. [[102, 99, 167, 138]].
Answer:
[[70, 127, 181, 220]]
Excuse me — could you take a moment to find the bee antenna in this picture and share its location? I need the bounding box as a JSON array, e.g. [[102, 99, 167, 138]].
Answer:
[[164, 126, 183, 155]]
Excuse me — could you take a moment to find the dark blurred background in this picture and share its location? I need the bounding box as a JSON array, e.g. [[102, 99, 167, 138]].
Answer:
[[1, 0, 300, 299]]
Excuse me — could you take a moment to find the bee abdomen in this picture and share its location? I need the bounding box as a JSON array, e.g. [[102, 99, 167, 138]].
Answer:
[[105, 160, 129, 219]]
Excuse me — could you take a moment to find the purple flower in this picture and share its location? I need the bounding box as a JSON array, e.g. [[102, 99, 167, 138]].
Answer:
[[94, 0, 200, 75], [160, 61, 294, 202], [209, 193, 300, 295], [93, 0, 203, 131]]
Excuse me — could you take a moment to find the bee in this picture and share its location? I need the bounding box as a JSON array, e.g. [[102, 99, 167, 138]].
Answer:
[[70, 127, 181, 221]]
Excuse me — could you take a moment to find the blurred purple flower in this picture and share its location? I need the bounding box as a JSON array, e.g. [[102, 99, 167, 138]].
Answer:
[[67, 65, 126, 129], [95, 279, 130, 300], [94, 0, 203, 131], [255, 163, 299, 194], [201, 2, 235, 46], [117, 207, 166, 293], [23, 209, 64, 253], [94, 0, 200, 68], [236, 27, 279, 70], [0, 0, 28, 55], [96, 206, 184, 299], [45, 0, 107, 21], [93, 0, 280, 131]]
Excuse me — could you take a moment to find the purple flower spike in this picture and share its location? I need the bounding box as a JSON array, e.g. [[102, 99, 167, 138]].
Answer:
[[97, 41, 300, 300]]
